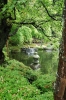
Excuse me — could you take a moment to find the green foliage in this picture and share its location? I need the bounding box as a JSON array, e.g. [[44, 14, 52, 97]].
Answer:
[[9, 24, 24, 46], [20, 26, 32, 43], [26, 91, 53, 100], [3, 59, 38, 83], [32, 74, 55, 93], [0, 60, 40, 100], [31, 26, 43, 39], [9, 32, 24, 46], [9, 25, 33, 45], [36, 91, 53, 100], [6, 0, 64, 46], [0, 0, 64, 52], [0, 0, 64, 99], [52, 38, 60, 49], [0, 59, 55, 100]]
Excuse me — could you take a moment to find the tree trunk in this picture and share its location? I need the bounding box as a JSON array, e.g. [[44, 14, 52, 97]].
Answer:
[[54, 0, 66, 100], [0, 0, 11, 62]]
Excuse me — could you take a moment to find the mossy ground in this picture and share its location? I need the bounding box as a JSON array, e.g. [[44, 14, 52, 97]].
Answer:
[[0, 59, 55, 100]]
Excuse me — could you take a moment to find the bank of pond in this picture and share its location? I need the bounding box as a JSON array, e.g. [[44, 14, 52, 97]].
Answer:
[[0, 58, 55, 100], [0, 45, 59, 100], [9, 46, 59, 74]]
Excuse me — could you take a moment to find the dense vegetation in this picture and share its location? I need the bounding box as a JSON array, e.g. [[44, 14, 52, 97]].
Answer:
[[9, 0, 64, 46], [0, 0, 64, 100], [0, 0, 64, 52], [0, 59, 55, 100]]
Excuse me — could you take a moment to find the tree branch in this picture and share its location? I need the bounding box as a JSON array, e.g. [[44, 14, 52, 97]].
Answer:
[[12, 18, 57, 40], [40, 1, 62, 21]]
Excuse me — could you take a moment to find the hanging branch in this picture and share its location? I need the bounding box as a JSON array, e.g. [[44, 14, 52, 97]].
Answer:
[[12, 18, 56, 40], [40, 1, 62, 21], [13, 7, 16, 20]]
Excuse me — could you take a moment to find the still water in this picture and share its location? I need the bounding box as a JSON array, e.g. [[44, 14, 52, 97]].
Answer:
[[9, 49, 59, 74]]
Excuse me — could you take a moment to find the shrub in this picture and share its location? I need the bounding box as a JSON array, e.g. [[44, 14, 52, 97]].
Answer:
[[22, 91, 53, 100], [0, 59, 55, 100], [20, 26, 32, 43], [0, 60, 40, 100], [9, 32, 24, 46], [31, 26, 43, 39], [32, 74, 55, 93]]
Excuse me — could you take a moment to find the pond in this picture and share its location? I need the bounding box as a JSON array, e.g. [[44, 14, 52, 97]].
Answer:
[[38, 50, 59, 74], [9, 49, 59, 74]]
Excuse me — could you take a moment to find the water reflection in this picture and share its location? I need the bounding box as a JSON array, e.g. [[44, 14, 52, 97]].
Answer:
[[9, 49, 59, 74], [38, 50, 58, 74], [21, 47, 37, 56]]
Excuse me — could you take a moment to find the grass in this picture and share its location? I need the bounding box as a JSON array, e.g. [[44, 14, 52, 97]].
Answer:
[[0, 59, 55, 100]]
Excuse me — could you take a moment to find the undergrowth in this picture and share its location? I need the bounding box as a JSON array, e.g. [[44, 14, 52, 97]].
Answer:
[[0, 59, 55, 100]]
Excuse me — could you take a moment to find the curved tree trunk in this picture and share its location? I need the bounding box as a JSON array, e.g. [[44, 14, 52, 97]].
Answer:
[[0, 0, 11, 62], [54, 0, 66, 100]]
